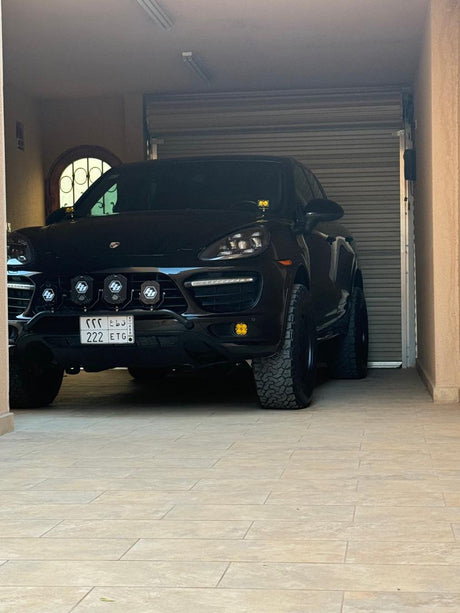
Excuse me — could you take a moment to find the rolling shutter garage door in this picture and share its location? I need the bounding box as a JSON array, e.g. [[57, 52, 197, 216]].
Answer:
[[145, 88, 403, 363]]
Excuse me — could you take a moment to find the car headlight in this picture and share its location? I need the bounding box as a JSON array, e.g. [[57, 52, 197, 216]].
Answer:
[[200, 226, 270, 261], [7, 233, 34, 266]]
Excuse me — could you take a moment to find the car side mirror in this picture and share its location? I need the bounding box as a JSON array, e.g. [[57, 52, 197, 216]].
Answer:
[[303, 198, 343, 232], [46, 206, 74, 225]]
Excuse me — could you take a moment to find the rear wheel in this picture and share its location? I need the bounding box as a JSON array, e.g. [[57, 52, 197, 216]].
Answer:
[[127, 367, 170, 382], [9, 352, 64, 408], [252, 284, 317, 409], [330, 286, 368, 379]]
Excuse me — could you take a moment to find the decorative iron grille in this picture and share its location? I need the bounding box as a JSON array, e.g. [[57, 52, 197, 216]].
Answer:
[[59, 157, 111, 208]]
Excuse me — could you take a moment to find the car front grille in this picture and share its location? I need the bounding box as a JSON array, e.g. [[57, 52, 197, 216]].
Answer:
[[186, 272, 262, 313], [32, 272, 188, 315], [7, 276, 35, 318]]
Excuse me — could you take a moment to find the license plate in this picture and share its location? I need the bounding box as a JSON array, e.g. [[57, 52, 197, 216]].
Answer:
[[80, 315, 135, 345]]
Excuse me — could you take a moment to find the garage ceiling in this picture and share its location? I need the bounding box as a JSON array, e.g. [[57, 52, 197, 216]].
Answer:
[[2, 0, 429, 99]]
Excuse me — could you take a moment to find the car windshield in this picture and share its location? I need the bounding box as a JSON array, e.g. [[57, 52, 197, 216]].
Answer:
[[75, 160, 283, 217]]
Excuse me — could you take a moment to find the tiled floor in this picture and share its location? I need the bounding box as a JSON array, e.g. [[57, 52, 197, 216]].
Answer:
[[1, 367, 460, 612]]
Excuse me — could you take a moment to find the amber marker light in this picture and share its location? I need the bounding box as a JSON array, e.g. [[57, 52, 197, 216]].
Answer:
[[278, 259, 293, 266], [258, 199, 270, 209], [235, 323, 248, 336]]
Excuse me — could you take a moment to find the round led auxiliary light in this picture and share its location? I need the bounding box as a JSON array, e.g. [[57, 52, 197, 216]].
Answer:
[[103, 274, 127, 305], [41, 286, 57, 304], [139, 280, 161, 306], [70, 275, 94, 306]]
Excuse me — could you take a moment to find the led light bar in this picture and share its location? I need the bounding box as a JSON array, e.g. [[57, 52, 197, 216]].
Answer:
[[7, 282, 34, 291], [136, 0, 173, 30], [188, 277, 255, 288], [182, 51, 212, 85]]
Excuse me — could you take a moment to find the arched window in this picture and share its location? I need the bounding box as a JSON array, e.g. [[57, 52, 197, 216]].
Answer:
[[46, 146, 122, 216], [59, 157, 112, 208]]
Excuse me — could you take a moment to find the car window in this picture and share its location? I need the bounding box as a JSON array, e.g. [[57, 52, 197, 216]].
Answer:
[[77, 161, 284, 217], [304, 168, 326, 199], [294, 166, 314, 206], [91, 183, 118, 216]]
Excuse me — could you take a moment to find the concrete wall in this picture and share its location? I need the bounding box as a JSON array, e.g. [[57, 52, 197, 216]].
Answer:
[[0, 6, 15, 435], [4, 84, 45, 230], [414, 0, 460, 403]]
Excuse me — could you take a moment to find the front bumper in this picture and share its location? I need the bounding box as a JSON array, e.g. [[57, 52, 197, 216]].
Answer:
[[8, 262, 291, 371]]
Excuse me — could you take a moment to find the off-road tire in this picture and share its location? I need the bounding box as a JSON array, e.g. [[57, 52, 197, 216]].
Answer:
[[330, 286, 368, 379], [128, 367, 170, 382], [252, 284, 317, 409], [9, 353, 64, 409]]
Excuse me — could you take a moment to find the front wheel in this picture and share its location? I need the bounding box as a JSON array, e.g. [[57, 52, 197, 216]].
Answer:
[[9, 352, 64, 409], [252, 284, 317, 409]]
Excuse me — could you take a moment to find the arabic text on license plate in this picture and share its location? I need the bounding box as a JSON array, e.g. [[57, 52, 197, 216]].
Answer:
[[80, 315, 135, 344]]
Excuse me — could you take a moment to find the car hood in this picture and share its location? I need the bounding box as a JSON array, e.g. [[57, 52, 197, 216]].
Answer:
[[22, 209, 266, 272]]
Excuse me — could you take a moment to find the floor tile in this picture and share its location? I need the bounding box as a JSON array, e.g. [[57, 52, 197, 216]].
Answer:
[[0, 478, 50, 490], [0, 520, 61, 537], [346, 542, 460, 565], [43, 519, 252, 539], [29, 477, 198, 491], [219, 562, 460, 591], [192, 477, 358, 492], [92, 489, 269, 505], [122, 538, 346, 563], [0, 587, 91, 613], [0, 491, 102, 504], [0, 538, 136, 560], [0, 466, 135, 480], [0, 503, 170, 520], [163, 503, 354, 521], [354, 505, 460, 522], [0, 560, 227, 587], [72, 587, 344, 612], [245, 519, 454, 541], [73, 457, 219, 468], [343, 591, 460, 612]]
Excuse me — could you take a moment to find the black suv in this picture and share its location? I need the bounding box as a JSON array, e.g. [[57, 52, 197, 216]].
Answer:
[[7, 155, 368, 409]]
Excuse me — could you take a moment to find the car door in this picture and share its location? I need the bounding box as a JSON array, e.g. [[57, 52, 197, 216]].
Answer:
[[293, 165, 339, 328]]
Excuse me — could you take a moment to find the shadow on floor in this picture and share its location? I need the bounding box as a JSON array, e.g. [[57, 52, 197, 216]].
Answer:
[[44, 363, 338, 413], [16, 364, 429, 416]]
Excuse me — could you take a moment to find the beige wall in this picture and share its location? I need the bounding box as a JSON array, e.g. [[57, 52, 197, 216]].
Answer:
[[39, 93, 144, 175], [2, 86, 143, 433], [0, 7, 15, 435], [414, 1, 435, 389], [414, 0, 460, 403], [4, 92, 144, 231], [4, 84, 45, 230]]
